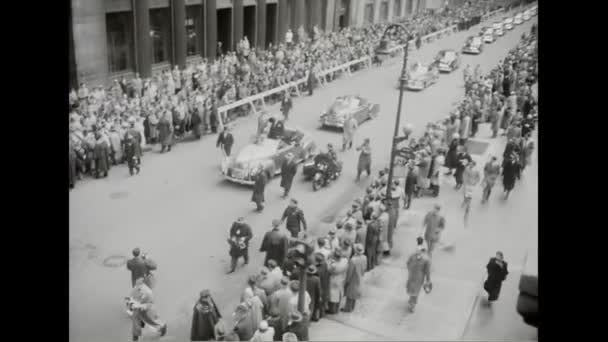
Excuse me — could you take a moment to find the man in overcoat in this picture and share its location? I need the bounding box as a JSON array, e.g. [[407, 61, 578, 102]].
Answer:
[[280, 199, 307, 238], [343, 244, 367, 312], [216, 125, 234, 157], [365, 213, 381, 271], [356, 138, 372, 181], [260, 219, 289, 267], [251, 166, 268, 212], [342, 116, 358, 151], [228, 217, 253, 273], [406, 243, 432, 313], [280, 153, 298, 198], [313, 253, 330, 319], [423, 204, 446, 257], [305, 265, 322, 321], [158, 111, 174, 152], [280, 92, 293, 121]]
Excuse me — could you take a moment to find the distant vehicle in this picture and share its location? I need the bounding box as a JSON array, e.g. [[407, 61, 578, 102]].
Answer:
[[319, 95, 380, 130], [514, 13, 523, 25], [523, 10, 531, 21], [435, 50, 461, 73], [493, 22, 504, 36], [503, 17, 514, 30], [481, 27, 495, 43], [462, 36, 484, 55], [402, 62, 439, 91], [221, 127, 316, 185], [517, 247, 538, 328]]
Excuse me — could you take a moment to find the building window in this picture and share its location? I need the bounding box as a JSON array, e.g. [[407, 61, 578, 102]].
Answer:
[[364, 4, 374, 25], [150, 8, 172, 64], [380, 1, 389, 22], [394, 0, 402, 19], [186, 5, 203, 57], [106, 11, 135, 73]]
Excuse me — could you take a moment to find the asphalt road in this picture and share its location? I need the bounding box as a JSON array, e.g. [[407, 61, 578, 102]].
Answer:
[[69, 12, 537, 341]]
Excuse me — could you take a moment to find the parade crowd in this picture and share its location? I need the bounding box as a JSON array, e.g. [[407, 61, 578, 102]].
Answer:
[[122, 19, 538, 341], [68, 1, 495, 189]]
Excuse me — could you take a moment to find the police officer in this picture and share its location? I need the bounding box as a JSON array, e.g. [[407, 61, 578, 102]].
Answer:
[[280, 199, 307, 239]]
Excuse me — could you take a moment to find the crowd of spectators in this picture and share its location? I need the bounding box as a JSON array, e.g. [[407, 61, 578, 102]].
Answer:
[[68, 0, 499, 189]]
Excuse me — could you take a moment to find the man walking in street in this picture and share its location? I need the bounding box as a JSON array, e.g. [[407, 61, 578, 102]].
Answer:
[[422, 204, 446, 257], [216, 125, 234, 157], [281, 199, 307, 239], [228, 217, 253, 274], [405, 240, 432, 313], [126, 248, 157, 288], [252, 166, 268, 212], [260, 219, 289, 267], [342, 116, 358, 151], [280, 92, 293, 121], [356, 138, 372, 181], [124, 134, 141, 176], [280, 153, 297, 198]]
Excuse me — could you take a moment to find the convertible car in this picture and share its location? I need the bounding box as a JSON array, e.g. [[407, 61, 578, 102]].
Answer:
[[514, 13, 523, 25], [462, 36, 484, 55], [503, 17, 514, 30], [401, 62, 439, 91], [319, 95, 380, 130], [435, 50, 461, 73], [481, 27, 495, 43], [523, 9, 531, 21], [221, 127, 317, 185], [493, 22, 504, 36]]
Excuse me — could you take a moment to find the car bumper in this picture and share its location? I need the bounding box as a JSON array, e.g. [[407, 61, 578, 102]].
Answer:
[[222, 171, 255, 185], [320, 120, 345, 128], [439, 66, 452, 72], [462, 48, 481, 54], [404, 83, 425, 90], [484, 38, 493, 43]]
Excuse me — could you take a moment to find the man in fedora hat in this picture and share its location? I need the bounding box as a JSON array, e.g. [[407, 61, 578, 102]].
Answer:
[[406, 240, 432, 313], [343, 244, 367, 312], [232, 303, 256, 341], [285, 310, 308, 341], [305, 265, 322, 321], [365, 213, 381, 270], [280, 153, 298, 198], [260, 219, 289, 267], [124, 134, 141, 176], [190, 290, 222, 341], [228, 217, 253, 274]]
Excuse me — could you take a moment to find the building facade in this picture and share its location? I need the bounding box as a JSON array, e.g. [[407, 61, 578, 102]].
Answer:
[[69, 0, 432, 88]]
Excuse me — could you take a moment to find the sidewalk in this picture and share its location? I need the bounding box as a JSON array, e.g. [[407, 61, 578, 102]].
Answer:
[[308, 125, 511, 341]]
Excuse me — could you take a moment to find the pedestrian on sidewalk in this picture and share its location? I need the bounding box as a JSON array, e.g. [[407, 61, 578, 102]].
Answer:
[[355, 219, 367, 247], [266, 308, 284, 341], [404, 163, 418, 209], [227, 217, 253, 274], [405, 241, 432, 314], [251, 320, 275, 342], [482, 156, 501, 203], [285, 311, 308, 341], [365, 213, 381, 270], [281, 199, 307, 239], [280, 92, 293, 121], [454, 145, 472, 190], [242, 286, 265, 329], [483, 251, 509, 304], [305, 265, 322, 321], [260, 220, 289, 267], [280, 153, 298, 198], [158, 110, 174, 153], [327, 250, 348, 314], [216, 125, 234, 157], [342, 116, 358, 151], [124, 134, 141, 176], [356, 138, 372, 181], [269, 277, 293, 330], [129, 278, 168, 341], [190, 290, 222, 341], [343, 244, 367, 312], [232, 303, 256, 341], [288, 280, 311, 317], [502, 153, 520, 199], [378, 204, 390, 256], [422, 204, 446, 257], [252, 165, 268, 212], [242, 275, 269, 315], [314, 253, 330, 319], [444, 134, 460, 176]]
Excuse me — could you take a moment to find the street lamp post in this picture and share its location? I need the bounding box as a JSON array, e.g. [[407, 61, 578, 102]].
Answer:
[[375, 25, 411, 206]]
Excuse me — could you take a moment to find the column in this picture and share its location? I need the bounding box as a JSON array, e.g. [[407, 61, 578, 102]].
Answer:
[[234, 0, 244, 49], [172, 0, 187, 69], [134, 0, 152, 78], [373, 0, 381, 23], [278, 0, 288, 43], [332, 0, 340, 31], [257, 0, 267, 48], [206, 0, 218, 60], [325, 0, 335, 31], [310, 0, 322, 28], [72, 0, 109, 84], [294, 0, 306, 32], [387, 0, 394, 20]]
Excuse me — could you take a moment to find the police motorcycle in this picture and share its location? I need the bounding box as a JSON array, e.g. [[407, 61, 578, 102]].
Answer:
[[302, 153, 342, 191]]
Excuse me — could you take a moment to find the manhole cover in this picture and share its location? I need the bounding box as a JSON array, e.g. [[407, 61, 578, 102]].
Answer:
[[110, 191, 129, 199], [103, 255, 128, 267], [465, 139, 490, 155]]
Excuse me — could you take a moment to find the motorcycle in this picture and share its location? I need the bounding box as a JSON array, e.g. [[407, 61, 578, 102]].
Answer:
[[303, 154, 342, 191]]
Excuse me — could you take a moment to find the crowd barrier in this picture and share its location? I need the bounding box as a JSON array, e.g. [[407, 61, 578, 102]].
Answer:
[[214, 7, 508, 129]]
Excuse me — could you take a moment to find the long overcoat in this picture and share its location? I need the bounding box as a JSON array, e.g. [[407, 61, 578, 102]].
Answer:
[[315, 258, 330, 308], [260, 229, 289, 266], [344, 254, 367, 300], [406, 252, 431, 297], [190, 298, 222, 341], [158, 116, 174, 146], [94, 139, 110, 174], [251, 172, 267, 204], [357, 145, 372, 172], [484, 257, 509, 301], [306, 273, 322, 317], [327, 257, 348, 304], [280, 161, 297, 190]]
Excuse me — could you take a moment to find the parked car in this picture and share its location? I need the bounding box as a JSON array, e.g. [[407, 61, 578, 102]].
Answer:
[[435, 49, 461, 73], [481, 27, 495, 43], [221, 127, 317, 185], [319, 95, 380, 130], [517, 246, 538, 328], [503, 17, 514, 30], [493, 22, 504, 36], [514, 13, 523, 25], [462, 36, 484, 55], [523, 9, 531, 21], [401, 62, 439, 91]]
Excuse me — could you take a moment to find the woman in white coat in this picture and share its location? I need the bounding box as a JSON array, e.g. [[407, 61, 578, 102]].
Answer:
[[326, 250, 348, 314]]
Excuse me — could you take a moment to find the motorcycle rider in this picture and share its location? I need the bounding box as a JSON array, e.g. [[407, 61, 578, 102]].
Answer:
[[325, 144, 340, 179]]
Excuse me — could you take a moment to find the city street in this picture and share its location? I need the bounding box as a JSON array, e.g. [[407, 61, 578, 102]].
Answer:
[[69, 11, 537, 342]]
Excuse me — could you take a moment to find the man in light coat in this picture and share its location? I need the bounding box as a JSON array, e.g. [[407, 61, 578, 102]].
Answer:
[[423, 204, 446, 257], [343, 244, 367, 312], [406, 242, 432, 313], [342, 116, 358, 151]]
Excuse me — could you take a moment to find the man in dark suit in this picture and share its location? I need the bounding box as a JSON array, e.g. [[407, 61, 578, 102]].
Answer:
[[126, 248, 157, 288], [228, 217, 253, 273], [216, 125, 234, 157], [251, 166, 267, 212], [281, 199, 307, 238], [305, 265, 322, 321], [267, 118, 285, 140], [280, 153, 297, 198], [260, 219, 289, 267], [280, 92, 293, 121]]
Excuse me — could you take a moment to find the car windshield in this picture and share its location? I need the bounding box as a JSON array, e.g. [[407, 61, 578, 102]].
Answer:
[[472, 37, 482, 44], [443, 51, 455, 60], [236, 137, 280, 163], [331, 97, 360, 113], [409, 63, 428, 76]]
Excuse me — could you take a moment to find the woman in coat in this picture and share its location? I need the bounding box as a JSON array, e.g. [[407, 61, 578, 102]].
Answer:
[[483, 252, 509, 303], [326, 250, 348, 314], [191, 290, 222, 341], [158, 111, 174, 152], [355, 138, 372, 181], [343, 244, 367, 312]]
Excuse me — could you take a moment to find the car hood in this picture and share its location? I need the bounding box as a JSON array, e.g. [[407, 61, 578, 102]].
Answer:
[[233, 139, 280, 165], [439, 58, 453, 64]]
